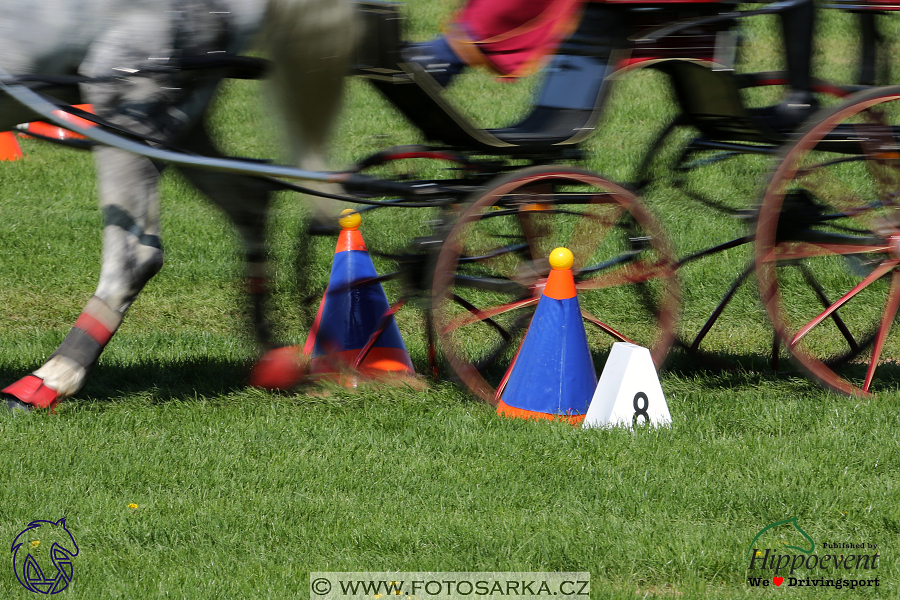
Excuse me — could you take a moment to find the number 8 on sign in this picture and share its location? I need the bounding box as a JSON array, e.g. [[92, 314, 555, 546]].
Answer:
[[582, 342, 673, 429], [632, 391, 650, 427]]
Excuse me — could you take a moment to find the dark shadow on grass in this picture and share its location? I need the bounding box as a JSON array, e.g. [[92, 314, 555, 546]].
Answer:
[[661, 348, 818, 393], [662, 346, 781, 378], [660, 346, 900, 395], [0, 357, 252, 406]]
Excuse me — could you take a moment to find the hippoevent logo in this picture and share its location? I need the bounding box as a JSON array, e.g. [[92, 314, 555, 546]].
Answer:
[[10, 518, 79, 594], [746, 517, 880, 590]]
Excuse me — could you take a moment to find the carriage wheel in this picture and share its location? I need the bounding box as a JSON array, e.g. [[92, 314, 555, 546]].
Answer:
[[431, 165, 681, 404], [756, 86, 900, 396]]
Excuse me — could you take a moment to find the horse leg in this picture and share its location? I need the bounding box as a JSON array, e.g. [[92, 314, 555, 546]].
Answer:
[[3, 146, 164, 410], [3, 10, 180, 411], [2, 2, 249, 411], [262, 0, 360, 231], [175, 124, 277, 349], [172, 124, 310, 389]]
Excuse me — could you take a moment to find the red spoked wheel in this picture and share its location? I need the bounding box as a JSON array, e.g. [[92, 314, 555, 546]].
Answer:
[[756, 86, 900, 396], [431, 165, 681, 404]]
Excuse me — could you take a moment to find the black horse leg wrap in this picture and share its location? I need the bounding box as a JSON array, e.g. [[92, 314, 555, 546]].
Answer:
[[49, 296, 124, 370]]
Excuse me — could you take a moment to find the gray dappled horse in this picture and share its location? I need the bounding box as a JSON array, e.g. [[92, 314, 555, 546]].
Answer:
[[0, 0, 358, 409]]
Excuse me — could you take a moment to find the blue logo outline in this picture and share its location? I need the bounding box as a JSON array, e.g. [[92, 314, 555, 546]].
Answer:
[[10, 518, 79, 594]]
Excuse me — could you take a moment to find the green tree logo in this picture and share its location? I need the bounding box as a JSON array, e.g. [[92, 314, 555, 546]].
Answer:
[[748, 517, 815, 558]]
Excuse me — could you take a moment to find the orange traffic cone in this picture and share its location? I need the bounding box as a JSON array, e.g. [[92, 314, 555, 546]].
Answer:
[[496, 247, 597, 424], [18, 104, 96, 141], [306, 209, 414, 385], [0, 131, 24, 161]]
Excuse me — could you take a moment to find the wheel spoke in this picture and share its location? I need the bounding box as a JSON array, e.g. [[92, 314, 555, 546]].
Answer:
[[576, 250, 642, 278], [458, 243, 530, 263], [690, 262, 754, 350], [789, 258, 900, 348], [316, 272, 401, 296], [566, 205, 626, 271], [576, 258, 675, 291], [514, 191, 626, 269], [863, 270, 900, 391], [580, 308, 637, 345], [442, 296, 539, 333], [760, 240, 890, 263], [452, 274, 528, 295], [799, 264, 859, 352]]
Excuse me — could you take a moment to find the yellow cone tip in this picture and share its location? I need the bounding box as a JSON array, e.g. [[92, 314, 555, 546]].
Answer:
[[338, 209, 361, 230], [549, 247, 574, 270]]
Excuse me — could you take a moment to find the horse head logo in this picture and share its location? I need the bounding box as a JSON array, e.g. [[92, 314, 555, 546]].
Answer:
[[11, 518, 79, 594]]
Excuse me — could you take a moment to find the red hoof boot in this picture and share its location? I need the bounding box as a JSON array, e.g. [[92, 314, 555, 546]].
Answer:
[[249, 347, 309, 391], [2, 375, 61, 410]]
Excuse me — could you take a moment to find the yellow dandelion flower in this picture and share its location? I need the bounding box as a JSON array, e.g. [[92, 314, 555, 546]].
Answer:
[[755, 550, 762, 558], [128, 503, 138, 509], [30, 540, 40, 549]]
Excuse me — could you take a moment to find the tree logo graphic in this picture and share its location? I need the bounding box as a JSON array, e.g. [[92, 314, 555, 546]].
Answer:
[[748, 516, 815, 558]]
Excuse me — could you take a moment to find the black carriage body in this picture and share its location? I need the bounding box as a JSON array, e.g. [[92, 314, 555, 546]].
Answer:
[[353, 0, 745, 159]]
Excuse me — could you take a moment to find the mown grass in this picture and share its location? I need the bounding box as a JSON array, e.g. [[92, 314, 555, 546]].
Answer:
[[1, 4, 899, 599]]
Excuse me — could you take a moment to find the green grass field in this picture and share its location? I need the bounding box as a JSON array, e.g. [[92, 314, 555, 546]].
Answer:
[[1, 4, 899, 599]]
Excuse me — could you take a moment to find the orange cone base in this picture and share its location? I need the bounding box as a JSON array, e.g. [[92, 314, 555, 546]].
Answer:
[[496, 399, 586, 425], [21, 121, 78, 141], [248, 346, 310, 390], [19, 105, 95, 141], [310, 347, 414, 387], [0, 131, 24, 161]]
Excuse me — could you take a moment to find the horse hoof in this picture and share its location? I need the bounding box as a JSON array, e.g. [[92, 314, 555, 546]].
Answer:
[[2, 394, 32, 413], [2, 375, 60, 409], [249, 346, 310, 390]]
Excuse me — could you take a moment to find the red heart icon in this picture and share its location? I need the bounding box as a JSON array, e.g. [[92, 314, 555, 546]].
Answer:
[[773, 577, 784, 586]]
